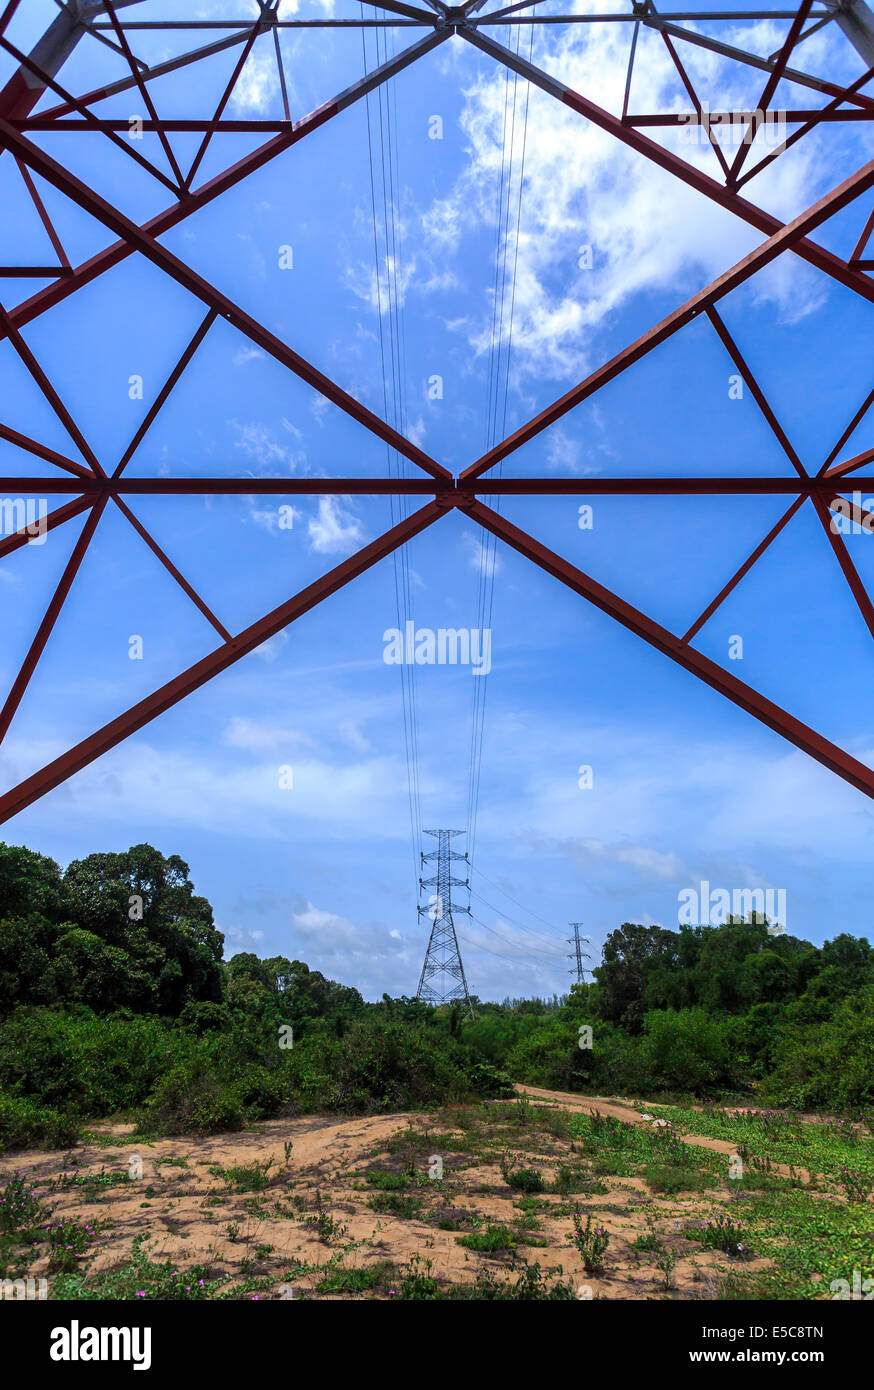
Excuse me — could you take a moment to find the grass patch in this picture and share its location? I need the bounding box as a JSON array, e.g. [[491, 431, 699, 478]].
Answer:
[[315, 1262, 395, 1293], [645, 1164, 718, 1194], [208, 1159, 273, 1193], [51, 1234, 223, 1299], [550, 1163, 608, 1196], [367, 1191, 422, 1219], [364, 1170, 409, 1191], [457, 1223, 517, 1253]]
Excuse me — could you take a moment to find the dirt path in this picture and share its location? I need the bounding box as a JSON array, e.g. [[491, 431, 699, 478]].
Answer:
[[515, 1085, 814, 1184]]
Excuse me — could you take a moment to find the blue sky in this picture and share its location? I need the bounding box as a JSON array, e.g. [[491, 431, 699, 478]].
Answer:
[[1, 0, 873, 1000]]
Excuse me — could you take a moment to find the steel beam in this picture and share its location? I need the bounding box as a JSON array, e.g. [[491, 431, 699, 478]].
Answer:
[[462, 154, 874, 480], [0, 29, 451, 373], [0, 501, 446, 822], [823, 0, 874, 64], [3, 477, 874, 496], [0, 0, 145, 120], [0, 117, 451, 483], [460, 26, 874, 302], [464, 499, 874, 800], [2, 2, 874, 824], [0, 499, 106, 744]]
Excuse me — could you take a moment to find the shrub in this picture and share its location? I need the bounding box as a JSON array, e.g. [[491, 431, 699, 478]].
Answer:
[[287, 1018, 469, 1114], [505, 1167, 544, 1194], [0, 1169, 47, 1236], [0, 1092, 81, 1151], [551, 1164, 607, 1196], [570, 1210, 609, 1274], [232, 1066, 285, 1119], [499, 1151, 544, 1193], [457, 1260, 575, 1301], [839, 1166, 874, 1204], [0, 1008, 186, 1117], [52, 1235, 222, 1300], [137, 1059, 245, 1136], [209, 1159, 274, 1193], [760, 995, 874, 1112], [463, 1061, 514, 1098], [638, 1008, 741, 1092], [689, 1215, 748, 1256], [48, 1214, 96, 1273], [398, 1253, 441, 1299]]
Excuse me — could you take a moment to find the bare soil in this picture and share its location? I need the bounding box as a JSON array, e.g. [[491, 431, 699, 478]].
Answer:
[[2, 1085, 791, 1299]]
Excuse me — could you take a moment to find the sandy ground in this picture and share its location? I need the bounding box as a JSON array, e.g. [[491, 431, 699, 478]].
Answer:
[[2, 1091, 788, 1300]]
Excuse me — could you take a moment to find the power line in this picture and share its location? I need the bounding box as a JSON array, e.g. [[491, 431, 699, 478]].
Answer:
[[469, 885, 564, 952], [471, 862, 561, 933], [468, 908, 566, 960], [466, 912, 568, 964], [466, 22, 533, 870], [361, 12, 422, 898]]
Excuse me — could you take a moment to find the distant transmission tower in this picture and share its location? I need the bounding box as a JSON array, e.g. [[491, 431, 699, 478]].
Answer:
[[568, 922, 591, 985], [416, 829, 473, 1015]]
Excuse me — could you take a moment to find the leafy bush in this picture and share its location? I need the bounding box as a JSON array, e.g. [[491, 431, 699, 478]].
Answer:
[[48, 1214, 96, 1273], [688, 1215, 748, 1256], [570, 1210, 609, 1274], [137, 1058, 245, 1136], [637, 1008, 741, 1092], [759, 993, 874, 1112], [0, 1169, 47, 1236], [454, 1260, 575, 1301], [365, 1170, 409, 1191], [0, 1092, 81, 1151], [505, 1166, 544, 1194], [286, 1018, 470, 1114]]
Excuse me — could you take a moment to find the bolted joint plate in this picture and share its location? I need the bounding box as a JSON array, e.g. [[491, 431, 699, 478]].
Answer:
[[435, 487, 476, 509]]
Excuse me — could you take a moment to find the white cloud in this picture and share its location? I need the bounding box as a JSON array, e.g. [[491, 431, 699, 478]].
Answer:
[[247, 632, 289, 664], [307, 495, 365, 554], [230, 47, 279, 116], [232, 346, 267, 367], [420, 9, 849, 386], [222, 716, 311, 755], [545, 425, 602, 476], [462, 529, 502, 576], [232, 420, 305, 472], [222, 924, 265, 954], [338, 718, 374, 754]]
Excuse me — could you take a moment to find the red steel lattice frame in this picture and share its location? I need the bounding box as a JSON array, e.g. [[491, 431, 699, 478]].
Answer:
[[0, 0, 874, 820]]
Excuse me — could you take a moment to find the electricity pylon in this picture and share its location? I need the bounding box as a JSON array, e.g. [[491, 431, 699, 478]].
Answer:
[[416, 829, 473, 1016], [568, 922, 591, 985]]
